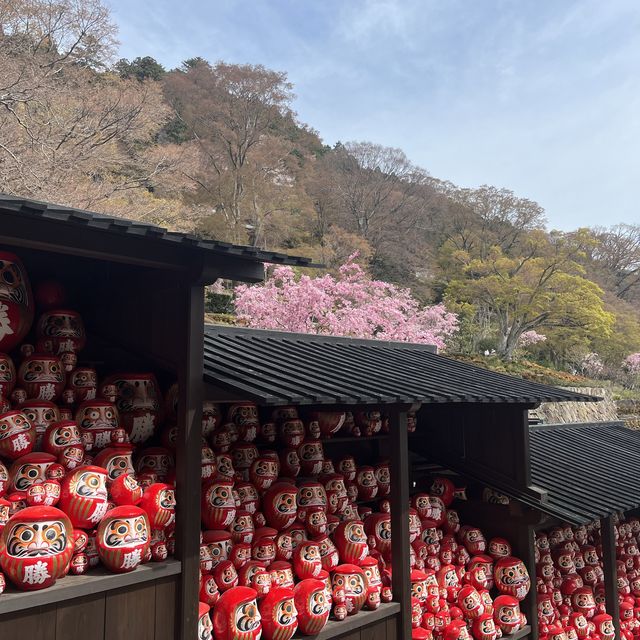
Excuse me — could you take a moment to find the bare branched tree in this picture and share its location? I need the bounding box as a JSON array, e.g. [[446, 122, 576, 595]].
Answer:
[[163, 60, 295, 243]]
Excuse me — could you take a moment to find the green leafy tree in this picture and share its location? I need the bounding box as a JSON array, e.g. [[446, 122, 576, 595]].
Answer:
[[115, 56, 165, 81], [445, 231, 614, 361]]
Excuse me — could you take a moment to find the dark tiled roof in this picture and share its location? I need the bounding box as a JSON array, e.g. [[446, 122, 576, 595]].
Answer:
[[0, 194, 312, 266], [203, 325, 600, 405], [529, 421, 638, 524]]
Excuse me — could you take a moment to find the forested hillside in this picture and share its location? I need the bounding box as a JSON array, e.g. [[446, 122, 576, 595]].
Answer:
[[1, 0, 639, 385]]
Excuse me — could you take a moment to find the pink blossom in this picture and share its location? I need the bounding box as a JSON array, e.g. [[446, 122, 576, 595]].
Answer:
[[580, 352, 604, 378], [517, 330, 547, 348], [234, 258, 459, 350], [623, 353, 640, 376]]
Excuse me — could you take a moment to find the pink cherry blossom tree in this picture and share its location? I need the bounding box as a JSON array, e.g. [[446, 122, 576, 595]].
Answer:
[[580, 352, 604, 378], [517, 330, 547, 349], [234, 257, 459, 350], [623, 353, 640, 376], [623, 353, 640, 388]]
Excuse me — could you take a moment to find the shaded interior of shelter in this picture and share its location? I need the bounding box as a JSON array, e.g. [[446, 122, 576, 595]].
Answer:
[[0, 245, 176, 377], [410, 420, 640, 526]]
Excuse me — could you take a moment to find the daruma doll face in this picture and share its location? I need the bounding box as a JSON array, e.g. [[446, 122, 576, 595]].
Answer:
[[0, 252, 34, 353]]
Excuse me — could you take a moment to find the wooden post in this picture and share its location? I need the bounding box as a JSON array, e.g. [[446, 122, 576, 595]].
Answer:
[[175, 282, 205, 640], [515, 522, 538, 639], [602, 515, 621, 640], [389, 405, 412, 640]]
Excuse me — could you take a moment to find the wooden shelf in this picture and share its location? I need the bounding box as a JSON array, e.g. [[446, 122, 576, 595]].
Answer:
[[355, 498, 386, 505], [254, 434, 388, 452], [0, 559, 181, 615], [321, 435, 389, 444], [293, 602, 400, 639]]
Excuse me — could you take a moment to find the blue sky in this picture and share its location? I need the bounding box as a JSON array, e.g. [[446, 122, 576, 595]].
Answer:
[[107, 0, 640, 230]]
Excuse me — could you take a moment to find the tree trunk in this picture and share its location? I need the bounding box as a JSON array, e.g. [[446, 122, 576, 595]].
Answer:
[[496, 322, 523, 361]]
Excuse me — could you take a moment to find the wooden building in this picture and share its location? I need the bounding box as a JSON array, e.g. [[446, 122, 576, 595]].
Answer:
[[0, 195, 311, 640], [0, 195, 625, 640], [203, 325, 596, 640]]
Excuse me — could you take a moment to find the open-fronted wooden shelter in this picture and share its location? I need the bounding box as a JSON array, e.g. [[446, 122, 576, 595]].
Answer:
[[0, 195, 311, 640], [203, 325, 597, 640]]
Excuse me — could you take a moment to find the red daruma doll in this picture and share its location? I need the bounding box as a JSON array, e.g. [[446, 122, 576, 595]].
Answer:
[[494, 556, 531, 600], [365, 512, 392, 557], [110, 473, 143, 506], [101, 373, 163, 444], [75, 400, 119, 452], [294, 578, 331, 635], [0, 506, 73, 590], [201, 479, 236, 530], [22, 401, 60, 448], [293, 541, 322, 579], [261, 482, 297, 532], [139, 483, 176, 531], [58, 465, 109, 529], [355, 466, 378, 501], [18, 354, 65, 402], [331, 564, 368, 616], [213, 585, 263, 640], [249, 455, 278, 492], [0, 410, 36, 460], [96, 505, 150, 573], [198, 602, 214, 640], [43, 420, 84, 470], [65, 368, 97, 404], [0, 252, 34, 353], [35, 309, 86, 363], [493, 595, 525, 634], [334, 520, 369, 564], [0, 353, 16, 402], [297, 440, 324, 476], [473, 613, 499, 640], [259, 586, 298, 640]]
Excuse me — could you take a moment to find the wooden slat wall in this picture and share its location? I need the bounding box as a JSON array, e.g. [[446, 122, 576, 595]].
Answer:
[[0, 576, 177, 640]]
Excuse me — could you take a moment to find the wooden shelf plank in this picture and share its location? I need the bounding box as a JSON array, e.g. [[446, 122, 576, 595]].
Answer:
[[0, 559, 181, 615], [321, 435, 389, 444], [292, 602, 400, 639]]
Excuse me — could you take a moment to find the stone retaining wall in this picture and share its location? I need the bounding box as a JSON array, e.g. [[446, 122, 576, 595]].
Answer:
[[531, 388, 618, 424]]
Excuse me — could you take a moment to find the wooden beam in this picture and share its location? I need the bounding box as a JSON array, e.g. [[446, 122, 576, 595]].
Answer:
[[0, 213, 190, 271], [515, 523, 538, 639], [175, 281, 205, 640], [601, 515, 621, 640], [389, 405, 412, 640]]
